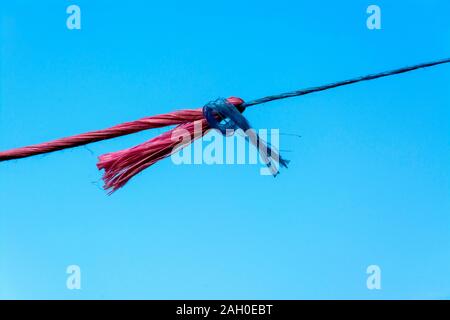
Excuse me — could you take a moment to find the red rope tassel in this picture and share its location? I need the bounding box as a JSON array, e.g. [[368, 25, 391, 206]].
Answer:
[[97, 116, 209, 193]]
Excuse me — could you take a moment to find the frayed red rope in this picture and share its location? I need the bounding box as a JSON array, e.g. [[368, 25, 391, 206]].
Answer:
[[0, 98, 242, 193], [97, 117, 209, 193]]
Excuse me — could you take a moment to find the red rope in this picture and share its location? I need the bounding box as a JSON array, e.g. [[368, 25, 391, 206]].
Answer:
[[0, 97, 243, 193], [0, 109, 205, 160]]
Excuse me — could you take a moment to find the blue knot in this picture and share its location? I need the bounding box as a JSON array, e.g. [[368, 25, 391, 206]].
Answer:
[[202, 98, 249, 135], [202, 98, 289, 175]]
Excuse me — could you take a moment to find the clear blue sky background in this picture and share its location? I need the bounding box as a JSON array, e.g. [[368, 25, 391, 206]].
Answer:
[[1, 0, 449, 299]]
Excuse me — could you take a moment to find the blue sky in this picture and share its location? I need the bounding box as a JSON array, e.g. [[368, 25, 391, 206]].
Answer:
[[1, 0, 449, 299]]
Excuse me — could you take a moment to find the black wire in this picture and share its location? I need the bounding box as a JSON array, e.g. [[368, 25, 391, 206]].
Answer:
[[242, 57, 450, 108]]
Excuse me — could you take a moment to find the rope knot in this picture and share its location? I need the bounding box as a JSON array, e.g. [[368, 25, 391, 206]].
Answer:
[[202, 97, 247, 135], [202, 97, 289, 176]]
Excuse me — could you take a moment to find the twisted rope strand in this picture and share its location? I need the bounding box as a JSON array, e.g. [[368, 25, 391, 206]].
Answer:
[[242, 58, 450, 107], [0, 109, 205, 161]]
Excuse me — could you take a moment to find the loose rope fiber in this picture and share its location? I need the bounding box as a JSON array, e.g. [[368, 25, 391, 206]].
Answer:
[[1, 58, 449, 193]]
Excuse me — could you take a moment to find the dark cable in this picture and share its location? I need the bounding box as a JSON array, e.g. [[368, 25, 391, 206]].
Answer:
[[242, 58, 450, 107]]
